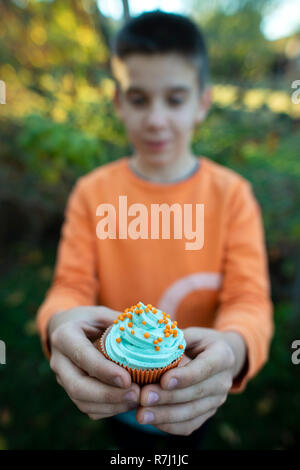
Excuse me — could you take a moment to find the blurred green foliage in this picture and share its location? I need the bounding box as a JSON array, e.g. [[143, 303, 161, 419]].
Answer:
[[194, 105, 300, 252], [205, 7, 275, 84]]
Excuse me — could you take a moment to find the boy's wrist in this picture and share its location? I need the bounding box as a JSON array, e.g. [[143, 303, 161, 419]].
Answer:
[[221, 331, 248, 379], [48, 311, 66, 337], [47, 310, 69, 354]]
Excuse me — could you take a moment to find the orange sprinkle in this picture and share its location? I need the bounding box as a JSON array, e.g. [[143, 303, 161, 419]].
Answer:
[[120, 326, 125, 331], [128, 322, 133, 327], [179, 344, 183, 349], [152, 308, 157, 313], [166, 314, 171, 318], [142, 321, 146, 325], [158, 319, 163, 324], [173, 321, 178, 326], [153, 339, 158, 344], [137, 303, 141, 307], [131, 330, 135, 335], [128, 313, 132, 319], [119, 315, 124, 321], [147, 304, 152, 308], [116, 338, 121, 343], [165, 333, 170, 338], [155, 346, 160, 351], [113, 320, 118, 324], [144, 332, 150, 339], [157, 337, 163, 342], [145, 307, 149, 313], [164, 319, 168, 324]]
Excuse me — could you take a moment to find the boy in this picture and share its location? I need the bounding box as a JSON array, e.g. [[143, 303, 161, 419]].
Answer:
[[36, 10, 274, 449]]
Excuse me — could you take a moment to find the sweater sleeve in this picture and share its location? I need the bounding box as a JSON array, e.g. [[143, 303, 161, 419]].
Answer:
[[214, 179, 274, 393], [36, 178, 99, 360]]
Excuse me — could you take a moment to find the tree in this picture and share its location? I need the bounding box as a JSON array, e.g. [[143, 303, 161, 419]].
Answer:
[[121, 0, 131, 21]]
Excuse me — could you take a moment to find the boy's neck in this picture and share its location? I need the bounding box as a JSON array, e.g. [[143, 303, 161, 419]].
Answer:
[[129, 153, 199, 183]]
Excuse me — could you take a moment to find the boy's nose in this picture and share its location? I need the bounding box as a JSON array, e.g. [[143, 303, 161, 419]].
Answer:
[[145, 105, 168, 128]]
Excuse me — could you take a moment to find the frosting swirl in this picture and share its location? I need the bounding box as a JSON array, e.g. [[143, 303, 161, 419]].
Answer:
[[105, 301, 186, 370]]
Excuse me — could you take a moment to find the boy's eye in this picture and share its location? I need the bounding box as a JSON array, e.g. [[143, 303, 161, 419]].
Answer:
[[129, 96, 184, 107], [130, 97, 147, 106], [168, 96, 184, 105]]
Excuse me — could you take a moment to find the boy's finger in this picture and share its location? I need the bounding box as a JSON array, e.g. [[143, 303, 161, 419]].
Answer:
[[52, 324, 131, 388], [77, 400, 138, 417], [49, 306, 122, 341], [80, 306, 123, 331], [160, 341, 226, 390], [154, 408, 216, 436], [53, 350, 140, 404], [140, 370, 229, 406], [136, 396, 219, 425]]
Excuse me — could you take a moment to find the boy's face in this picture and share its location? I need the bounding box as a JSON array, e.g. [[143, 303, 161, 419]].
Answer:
[[112, 53, 211, 168]]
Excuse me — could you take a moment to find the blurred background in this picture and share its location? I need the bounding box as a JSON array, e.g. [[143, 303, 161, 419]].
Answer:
[[0, 0, 300, 450]]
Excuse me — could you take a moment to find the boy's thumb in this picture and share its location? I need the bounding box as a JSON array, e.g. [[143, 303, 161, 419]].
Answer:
[[183, 326, 217, 349], [80, 306, 121, 338]]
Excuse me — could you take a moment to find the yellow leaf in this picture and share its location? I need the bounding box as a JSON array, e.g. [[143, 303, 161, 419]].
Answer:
[[0, 408, 12, 426], [219, 422, 241, 445], [5, 291, 25, 307], [38, 266, 53, 281], [56, 9, 76, 32], [29, 23, 47, 46], [256, 396, 274, 415], [24, 320, 37, 336], [52, 106, 67, 122]]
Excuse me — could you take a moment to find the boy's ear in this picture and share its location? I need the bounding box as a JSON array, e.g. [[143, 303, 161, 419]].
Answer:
[[195, 86, 212, 124], [113, 85, 123, 120]]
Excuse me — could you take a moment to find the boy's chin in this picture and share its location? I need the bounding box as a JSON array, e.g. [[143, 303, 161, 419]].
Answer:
[[140, 152, 173, 167]]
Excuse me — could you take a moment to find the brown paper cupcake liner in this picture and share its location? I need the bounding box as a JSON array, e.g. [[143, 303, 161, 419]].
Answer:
[[93, 325, 183, 385]]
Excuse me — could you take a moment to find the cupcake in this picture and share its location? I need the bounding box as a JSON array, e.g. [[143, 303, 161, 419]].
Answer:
[[94, 301, 186, 385]]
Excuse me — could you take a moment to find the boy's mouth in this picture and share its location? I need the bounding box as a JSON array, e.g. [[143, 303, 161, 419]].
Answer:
[[144, 140, 170, 151]]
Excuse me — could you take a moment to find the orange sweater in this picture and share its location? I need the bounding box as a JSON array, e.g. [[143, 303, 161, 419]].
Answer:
[[36, 156, 274, 393]]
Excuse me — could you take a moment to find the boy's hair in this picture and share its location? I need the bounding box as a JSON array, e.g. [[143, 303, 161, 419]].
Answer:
[[110, 9, 210, 94]]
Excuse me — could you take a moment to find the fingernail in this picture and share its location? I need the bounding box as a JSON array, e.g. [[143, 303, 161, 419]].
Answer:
[[125, 391, 137, 402], [143, 411, 154, 424], [128, 401, 138, 409], [167, 378, 178, 390], [147, 391, 159, 405], [114, 376, 124, 388]]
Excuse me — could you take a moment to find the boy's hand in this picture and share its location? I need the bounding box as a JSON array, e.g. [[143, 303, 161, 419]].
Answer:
[[137, 327, 246, 436], [48, 306, 140, 420]]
